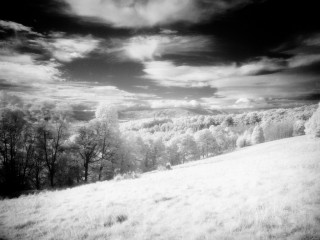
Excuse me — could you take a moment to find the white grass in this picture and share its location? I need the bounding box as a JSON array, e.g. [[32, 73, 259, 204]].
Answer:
[[1, 135, 320, 240]]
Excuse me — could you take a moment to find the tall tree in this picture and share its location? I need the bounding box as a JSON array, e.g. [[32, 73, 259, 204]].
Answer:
[[36, 117, 69, 187], [74, 125, 99, 182], [0, 108, 26, 194], [93, 104, 120, 180], [195, 129, 216, 158]]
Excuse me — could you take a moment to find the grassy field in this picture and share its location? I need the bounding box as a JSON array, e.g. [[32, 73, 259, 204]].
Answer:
[[1, 135, 320, 240]]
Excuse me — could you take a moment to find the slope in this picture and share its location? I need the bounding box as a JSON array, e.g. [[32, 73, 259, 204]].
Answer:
[[118, 107, 223, 121], [0, 135, 320, 240]]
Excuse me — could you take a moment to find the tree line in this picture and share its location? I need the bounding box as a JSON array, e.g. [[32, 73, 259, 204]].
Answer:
[[1, 95, 318, 197]]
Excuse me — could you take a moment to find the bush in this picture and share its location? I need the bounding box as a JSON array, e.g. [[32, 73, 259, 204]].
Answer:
[[293, 120, 306, 136], [251, 125, 265, 145], [114, 171, 141, 181], [236, 130, 251, 148], [236, 135, 246, 148], [305, 103, 320, 138]]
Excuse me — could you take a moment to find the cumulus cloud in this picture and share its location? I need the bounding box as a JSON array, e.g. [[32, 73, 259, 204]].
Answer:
[[148, 99, 202, 109], [232, 97, 269, 109], [63, 0, 250, 28], [0, 21, 100, 63]]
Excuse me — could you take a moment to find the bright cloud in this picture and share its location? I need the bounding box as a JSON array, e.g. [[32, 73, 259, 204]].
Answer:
[[0, 20, 38, 35], [63, 0, 249, 28], [142, 58, 285, 88], [288, 54, 320, 68], [15, 82, 157, 109], [0, 52, 62, 83], [148, 99, 202, 109], [113, 35, 211, 62], [46, 34, 100, 62], [232, 97, 269, 109]]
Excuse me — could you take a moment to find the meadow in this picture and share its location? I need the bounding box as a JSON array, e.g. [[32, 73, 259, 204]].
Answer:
[[1, 135, 320, 240]]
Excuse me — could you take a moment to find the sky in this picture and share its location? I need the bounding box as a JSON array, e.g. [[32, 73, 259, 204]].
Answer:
[[0, 0, 320, 112]]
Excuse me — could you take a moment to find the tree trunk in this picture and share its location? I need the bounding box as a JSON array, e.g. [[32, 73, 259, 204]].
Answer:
[[49, 170, 55, 187], [98, 163, 103, 181], [84, 161, 89, 182]]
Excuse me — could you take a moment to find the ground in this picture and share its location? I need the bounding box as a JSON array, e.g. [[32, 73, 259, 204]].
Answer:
[[1, 135, 320, 240]]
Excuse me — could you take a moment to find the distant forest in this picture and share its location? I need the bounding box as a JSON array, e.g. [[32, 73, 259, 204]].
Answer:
[[0, 92, 318, 197]]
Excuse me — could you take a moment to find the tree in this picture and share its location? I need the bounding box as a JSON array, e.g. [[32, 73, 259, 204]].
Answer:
[[195, 129, 216, 158], [244, 112, 261, 125], [149, 137, 166, 169], [293, 120, 305, 136], [74, 125, 100, 182], [236, 130, 252, 148], [0, 108, 26, 194], [305, 103, 320, 138], [222, 115, 235, 127], [251, 125, 265, 145], [20, 122, 37, 189], [176, 134, 199, 163], [165, 137, 180, 166], [36, 117, 69, 187], [91, 104, 121, 180], [117, 132, 143, 174]]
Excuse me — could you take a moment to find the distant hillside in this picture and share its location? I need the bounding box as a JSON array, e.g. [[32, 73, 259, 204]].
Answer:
[[118, 107, 223, 121], [73, 105, 317, 122], [1, 135, 320, 240]]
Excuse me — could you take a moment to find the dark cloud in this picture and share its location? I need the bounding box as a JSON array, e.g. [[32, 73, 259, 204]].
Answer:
[[0, 0, 320, 110]]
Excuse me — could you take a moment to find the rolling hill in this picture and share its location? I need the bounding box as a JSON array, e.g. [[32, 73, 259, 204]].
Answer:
[[118, 107, 223, 121], [1, 135, 320, 240]]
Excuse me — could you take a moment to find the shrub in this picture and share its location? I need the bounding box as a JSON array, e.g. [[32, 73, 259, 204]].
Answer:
[[293, 120, 306, 136], [251, 125, 265, 145], [305, 103, 320, 138], [236, 135, 246, 148], [236, 130, 251, 148], [114, 171, 141, 181]]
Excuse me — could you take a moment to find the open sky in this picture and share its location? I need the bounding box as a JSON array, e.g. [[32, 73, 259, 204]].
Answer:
[[0, 0, 320, 111]]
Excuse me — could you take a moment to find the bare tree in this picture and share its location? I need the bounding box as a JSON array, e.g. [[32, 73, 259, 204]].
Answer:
[[36, 117, 69, 187], [74, 125, 100, 182], [0, 108, 26, 194]]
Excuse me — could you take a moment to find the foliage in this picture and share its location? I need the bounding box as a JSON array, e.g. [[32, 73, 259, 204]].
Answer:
[[114, 171, 141, 181], [0, 93, 318, 197], [251, 125, 265, 145], [263, 120, 294, 142], [304, 103, 320, 138], [293, 120, 306, 136], [236, 130, 252, 148]]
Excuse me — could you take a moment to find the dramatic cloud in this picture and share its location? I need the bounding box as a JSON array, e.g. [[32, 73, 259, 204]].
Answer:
[[1, 0, 320, 110], [0, 52, 62, 83], [288, 54, 320, 68], [63, 0, 250, 28], [142, 58, 285, 88], [0, 20, 39, 35], [303, 33, 320, 47], [121, 35, 211, 61], [36, 84, 155, 104], [45, 34, 100, 62]]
